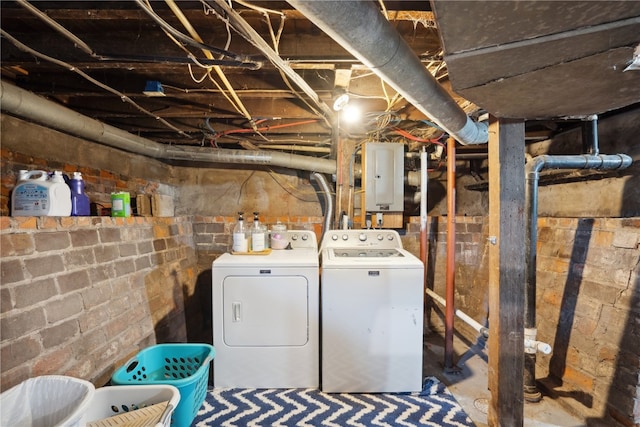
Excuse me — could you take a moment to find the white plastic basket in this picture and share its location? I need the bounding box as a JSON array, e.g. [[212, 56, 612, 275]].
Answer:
[[0, 375, 95, 427], [80, 385, 180, 427]]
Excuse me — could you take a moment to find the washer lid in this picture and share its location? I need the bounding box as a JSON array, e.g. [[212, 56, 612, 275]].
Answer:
[[322, 247, 423, 268]]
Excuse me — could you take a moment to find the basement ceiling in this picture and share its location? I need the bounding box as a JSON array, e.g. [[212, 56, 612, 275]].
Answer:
[[1, 1, 639, 157]]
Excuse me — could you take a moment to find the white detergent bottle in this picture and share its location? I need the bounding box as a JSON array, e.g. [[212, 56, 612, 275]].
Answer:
[[11, 170, 50, 216], [46, 171, 72, 216]]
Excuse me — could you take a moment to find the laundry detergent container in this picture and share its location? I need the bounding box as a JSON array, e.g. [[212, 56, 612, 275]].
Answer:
[[0, 375, 95, 427], [110, 343, 214, 426]]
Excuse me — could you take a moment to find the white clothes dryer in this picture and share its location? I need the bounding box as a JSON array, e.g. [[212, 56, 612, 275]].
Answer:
[[320, 229, 424, 393], [212, 230, 319, 388]]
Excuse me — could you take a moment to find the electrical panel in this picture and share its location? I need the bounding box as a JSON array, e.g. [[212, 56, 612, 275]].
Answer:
[[363, 142, 404, 213]]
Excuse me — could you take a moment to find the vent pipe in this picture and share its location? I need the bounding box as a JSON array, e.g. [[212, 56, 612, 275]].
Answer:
[[0, 81, 336, 175], [524, 117, 632, 401], [286, 0, 488, 145]]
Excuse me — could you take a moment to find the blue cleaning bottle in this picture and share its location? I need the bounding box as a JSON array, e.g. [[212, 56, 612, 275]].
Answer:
[[69, 172, 91, 216]]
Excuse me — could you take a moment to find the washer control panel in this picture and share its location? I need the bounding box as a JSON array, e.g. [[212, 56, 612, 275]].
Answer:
[[321, 229, 402, 250]]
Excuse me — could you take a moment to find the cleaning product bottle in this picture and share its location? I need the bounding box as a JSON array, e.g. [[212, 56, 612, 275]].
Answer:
[[47, 171, 72, 216], [250, 211, 267, 252], [69, 172, 90, 216], [11, 170, 48, 216], [11, 170, 71, 217], [232, 212, 249, 253]]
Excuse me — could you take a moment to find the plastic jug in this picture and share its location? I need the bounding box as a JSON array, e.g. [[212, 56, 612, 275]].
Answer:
[[69, 172, 90, 216], [47, 171, 72, 216], [11, 170, 71, 217]]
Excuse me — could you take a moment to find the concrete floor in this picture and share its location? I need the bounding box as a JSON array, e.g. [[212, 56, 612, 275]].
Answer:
[[423, 330, 587, 427]]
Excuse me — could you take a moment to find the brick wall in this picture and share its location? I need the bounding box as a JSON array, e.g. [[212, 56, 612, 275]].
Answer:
[[406, 216, 639, 426], [0, 214, 324, 391], [0, 149, 166, 217], [1, 213, 637, 426], [534, 218, 640, 426], [0, 215, 198, 390], [404, 216, 490, 340]]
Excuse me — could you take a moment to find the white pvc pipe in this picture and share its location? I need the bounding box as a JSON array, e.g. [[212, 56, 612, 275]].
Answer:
[[425, 288, 489, 338]]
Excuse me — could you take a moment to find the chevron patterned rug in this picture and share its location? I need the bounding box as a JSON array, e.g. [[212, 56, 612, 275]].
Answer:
[[192, 377, 474, 426]]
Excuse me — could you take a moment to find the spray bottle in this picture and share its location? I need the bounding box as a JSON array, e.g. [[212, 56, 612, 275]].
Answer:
[[232, 212, 249, 253]]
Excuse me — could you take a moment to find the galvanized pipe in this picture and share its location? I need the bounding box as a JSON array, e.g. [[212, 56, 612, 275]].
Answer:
[[286, 0, 488, 145], [524, 148, 632, 401], [0, 81, 337, 174]]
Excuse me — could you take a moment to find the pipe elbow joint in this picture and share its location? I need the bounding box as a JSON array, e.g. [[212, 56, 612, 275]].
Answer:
[[456, 117, 488, 145]]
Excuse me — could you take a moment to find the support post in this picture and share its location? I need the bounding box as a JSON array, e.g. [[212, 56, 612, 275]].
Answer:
[[487, 117, 526, 426]]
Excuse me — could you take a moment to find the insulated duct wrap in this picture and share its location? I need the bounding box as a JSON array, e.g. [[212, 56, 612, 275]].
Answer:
[[0, 81, 336, 174], [287, 0, 488, 145]]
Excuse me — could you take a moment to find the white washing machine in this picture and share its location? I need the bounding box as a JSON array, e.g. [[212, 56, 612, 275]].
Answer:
[[212, 230, 319, 388], [320, 229, 424, 393]]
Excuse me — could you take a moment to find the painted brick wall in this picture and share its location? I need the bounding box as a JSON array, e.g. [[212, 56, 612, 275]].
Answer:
[[0, 215, 197, 390]]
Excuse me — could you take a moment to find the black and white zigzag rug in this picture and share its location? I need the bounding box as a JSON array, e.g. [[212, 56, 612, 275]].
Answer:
[[192, 377, 475, 426]]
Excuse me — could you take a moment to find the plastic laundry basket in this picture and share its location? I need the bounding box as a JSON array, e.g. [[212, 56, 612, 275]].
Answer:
[[80, 384, 180, 427], [111, 343, 214, 427], [0, 375, 95, 427]]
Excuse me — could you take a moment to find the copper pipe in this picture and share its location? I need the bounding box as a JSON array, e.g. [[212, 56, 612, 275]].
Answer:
[[444, 137, 456, 370]]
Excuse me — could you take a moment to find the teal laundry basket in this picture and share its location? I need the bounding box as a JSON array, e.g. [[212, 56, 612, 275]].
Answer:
[[111, 343, 214, 427]]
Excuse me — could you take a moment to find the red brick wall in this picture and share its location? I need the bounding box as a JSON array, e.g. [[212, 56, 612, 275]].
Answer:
[[0, 148, 162, 216]]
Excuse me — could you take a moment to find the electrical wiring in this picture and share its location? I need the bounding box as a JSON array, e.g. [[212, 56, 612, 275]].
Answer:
[[267, 170, 322, 203], [0, 29, 193, 139], [209, 119, 321, 146], [204, 0, 336, 125], [392, 127, 445, 145], [138, 0, 253, 121], [134, 0, 258, 67], [17, 0, 242, 69], [164, 0, 256, 127]]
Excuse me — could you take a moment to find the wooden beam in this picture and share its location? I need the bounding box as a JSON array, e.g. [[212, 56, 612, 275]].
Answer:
[[487, 117, 526, 426]]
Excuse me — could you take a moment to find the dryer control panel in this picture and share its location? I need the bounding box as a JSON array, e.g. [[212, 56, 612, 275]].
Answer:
[[282, 229, 317, 250]]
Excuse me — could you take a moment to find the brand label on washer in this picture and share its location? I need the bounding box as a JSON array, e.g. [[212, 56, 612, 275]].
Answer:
[[259, 269, 272, 274], [368, 271, 380, 276]]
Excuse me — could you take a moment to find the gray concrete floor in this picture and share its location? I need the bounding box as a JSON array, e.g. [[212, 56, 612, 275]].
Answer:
[[423, 330, 587, 427]]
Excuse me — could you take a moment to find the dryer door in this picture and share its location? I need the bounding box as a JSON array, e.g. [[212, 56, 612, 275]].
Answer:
[[222, 275, 309, 346]]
